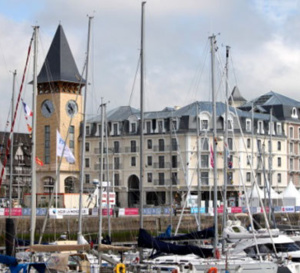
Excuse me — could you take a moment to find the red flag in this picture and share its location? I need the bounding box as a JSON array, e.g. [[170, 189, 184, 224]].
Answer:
[[27, 124, 32, 133], [210, 144, 214, 168], [36, 157, 44, 166]]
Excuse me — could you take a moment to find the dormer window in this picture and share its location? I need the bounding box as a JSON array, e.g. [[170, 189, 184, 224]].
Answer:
[[292, 107, 298, 119], [246, 119, 251, 132], [113, 123, 119, 136], [158, 120, 163, 133], [268, 122, 275, 135], [277, 123, 282, 135], [171, 119, 177, 131], [257, 120, 264, 134], [201, 119, 209, 130], [131, 122, 136, 133], [227, 118, 233, 131], [146, 121, 151, 134]]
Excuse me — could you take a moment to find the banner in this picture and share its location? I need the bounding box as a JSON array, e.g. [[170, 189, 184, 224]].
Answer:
[[49, 208, 89, 216]]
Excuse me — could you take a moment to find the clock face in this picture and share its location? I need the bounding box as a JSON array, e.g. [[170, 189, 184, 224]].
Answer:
[[66, 100, 78, 117], [41, 99, 54, 118]]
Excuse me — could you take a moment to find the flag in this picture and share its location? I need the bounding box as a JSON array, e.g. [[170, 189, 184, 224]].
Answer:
[[210, 144, 214, 168], [22, 99, 33, 119], [224, 142, 230, 158], [26, 124, 32, 133], [36, 157, 44, 166], [56, 130, 75, 163]]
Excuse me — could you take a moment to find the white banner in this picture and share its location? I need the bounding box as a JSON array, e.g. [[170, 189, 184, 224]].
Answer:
[[0, 208, 4, 216], [49, 208, 89, 216]]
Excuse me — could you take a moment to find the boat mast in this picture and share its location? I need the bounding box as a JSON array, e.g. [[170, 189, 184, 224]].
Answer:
[[30, 26, 39, 247], [139, 1, 146, 229], [209, 34, 218, 253], [9, 70, 16, 217], [78, 16, 93, 244], [196, 103, 201, 231], [105, 107, 111, 239], [98, 97, 105, 266], [222, 46, 230, 252], [268, 108, 273, 225]]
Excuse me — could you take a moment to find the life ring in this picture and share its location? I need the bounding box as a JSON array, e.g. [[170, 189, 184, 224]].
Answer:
[[207, 267, 218, 273], [114, 263, 126, 273]]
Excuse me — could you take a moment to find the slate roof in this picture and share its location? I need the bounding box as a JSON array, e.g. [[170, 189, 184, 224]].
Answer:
[[37, 25, 84, 84], [229, 86, 246, 102], [88, 106, 139, 123], [241, 91, 300, 108]]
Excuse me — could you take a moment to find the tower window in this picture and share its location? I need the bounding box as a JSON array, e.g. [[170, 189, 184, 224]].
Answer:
[[44, 125, 50, 164]]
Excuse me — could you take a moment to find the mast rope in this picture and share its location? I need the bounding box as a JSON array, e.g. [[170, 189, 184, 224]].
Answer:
[[0, 33, 34, 188]]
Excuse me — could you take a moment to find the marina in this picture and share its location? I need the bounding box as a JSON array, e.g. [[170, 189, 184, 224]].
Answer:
[[0, 1, 300, 273]]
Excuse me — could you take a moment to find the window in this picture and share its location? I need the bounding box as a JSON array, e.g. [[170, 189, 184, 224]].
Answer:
[[201, 172, 209, 185], [131, 140, 136, 152], [257, 120, 264, 134], [227, 118, 233, 130], [278, 157, 281, 167], [114, 141, 120, 153], [292, 107, 298, 118], [131, 123, 136, 133], [69, 126, 75, 154], [86, 125, 90, 136], [201, 155, 209, 168], [268, 122, 275, 135], [114, 173, 120, 186], [201, 138, 209, 150], [113, 123, 118, 135], [147, 156, 152, 166], [246, 172, 251, 182], [228, 138, 233, 150], [158, 121, 163, 133], [277, 173, 281, 183], [257, 173, 262, 186], [158, 173, 164, 185], [277, 141, 281, 151], [290, 142, 294, 154], [247, 155, 252, 165], [98, 125, 102, 136], [147, 139, 152, 149], [44, 125, 50, 164], [147, 173, 152, 183], [171, 138, 178, 151], [247, 138, 251, 149], [290, 158, 294, 170], [85, 174, 90, 184], [246, 119, 251, 132], [172, 172, 178, 185], [171, 120, 177, 131], [146, 121, 151, 133], [114, 157, 120, 169], [277, 123, 282, 135], [85, 158, 90, 168], [172, 155, 177, 168], [85, 142, 90, 152], [290, 127, 294, 138], [131, 157, 136, 166], [159, 139, 164, 151], [257, 139, 262, 151], [159, 156, 165, 168], [201, 119, 209, 130]]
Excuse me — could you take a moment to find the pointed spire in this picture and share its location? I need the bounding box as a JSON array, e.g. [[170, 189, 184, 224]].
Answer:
[[37, 25, 85, 84]]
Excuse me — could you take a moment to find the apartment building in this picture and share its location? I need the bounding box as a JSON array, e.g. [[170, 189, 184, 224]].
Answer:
[[83, 100, 288, 208]]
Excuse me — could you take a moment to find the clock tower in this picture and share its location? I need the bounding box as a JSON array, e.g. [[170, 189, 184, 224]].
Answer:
[[35, 25, 85, 194]]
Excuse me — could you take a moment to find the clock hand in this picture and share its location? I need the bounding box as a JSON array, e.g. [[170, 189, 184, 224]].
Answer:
[[45, 104, 51, 113], [68, 104, 74, 113]]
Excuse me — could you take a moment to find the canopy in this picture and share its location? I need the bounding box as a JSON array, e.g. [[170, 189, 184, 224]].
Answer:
[[282, 181, 300, 206]]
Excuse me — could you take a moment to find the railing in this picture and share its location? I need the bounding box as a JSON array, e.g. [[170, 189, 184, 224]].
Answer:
[[124, 147, 140, 153]]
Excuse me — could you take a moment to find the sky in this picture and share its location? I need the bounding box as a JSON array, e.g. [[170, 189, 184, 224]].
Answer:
[[0, 0, 299, 132]]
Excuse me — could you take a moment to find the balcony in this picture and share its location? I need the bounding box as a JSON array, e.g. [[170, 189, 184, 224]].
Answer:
[[125, 147, 140, 153]]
